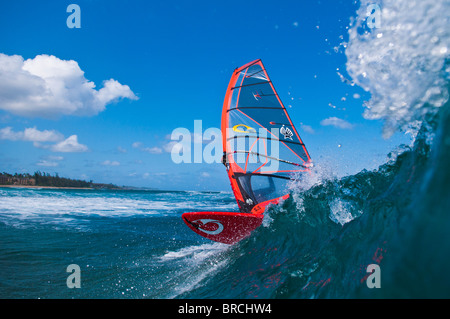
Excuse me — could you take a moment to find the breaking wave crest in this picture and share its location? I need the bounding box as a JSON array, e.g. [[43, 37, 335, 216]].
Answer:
[[345, 0, 450, 138]]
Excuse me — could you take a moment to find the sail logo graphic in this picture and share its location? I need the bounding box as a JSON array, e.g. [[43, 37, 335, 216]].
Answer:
[[193, 219, 224, 235], [280, 125, 293, 140], [232, 124, 256, 134]]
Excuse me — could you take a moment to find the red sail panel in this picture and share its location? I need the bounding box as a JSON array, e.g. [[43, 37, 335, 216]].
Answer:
[[221, 59, 312, 214]]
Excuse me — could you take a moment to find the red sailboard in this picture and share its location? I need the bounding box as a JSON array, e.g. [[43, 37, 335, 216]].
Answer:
[[182, 59, 311, 244]]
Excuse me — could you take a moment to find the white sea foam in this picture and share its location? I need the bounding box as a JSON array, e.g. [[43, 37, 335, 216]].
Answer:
[[0, 189, 237, 226], [159, 243, 228, 262], [0, 194, 170, 217], [328, 198, 363, 226], [157, 242, 230, 298], [345, 0, 450, 138]]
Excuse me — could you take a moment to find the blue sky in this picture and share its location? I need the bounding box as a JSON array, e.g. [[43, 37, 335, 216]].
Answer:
[[0, 0, 410, 191]]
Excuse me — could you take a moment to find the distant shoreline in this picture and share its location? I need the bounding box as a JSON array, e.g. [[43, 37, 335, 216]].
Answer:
[[0, 185, 162, 191]]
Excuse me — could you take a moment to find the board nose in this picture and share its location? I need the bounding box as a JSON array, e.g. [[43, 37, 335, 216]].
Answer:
[[182, 212, 263, 244]]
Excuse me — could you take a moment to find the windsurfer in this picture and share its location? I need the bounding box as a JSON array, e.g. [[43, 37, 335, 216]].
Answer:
[[222, 152, 228, 168]]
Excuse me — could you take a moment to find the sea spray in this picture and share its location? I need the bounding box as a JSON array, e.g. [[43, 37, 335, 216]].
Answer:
[[345, 0, 450, 138]]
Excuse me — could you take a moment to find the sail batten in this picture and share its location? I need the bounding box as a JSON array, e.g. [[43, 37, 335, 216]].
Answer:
[[232, 81, 272, 90]]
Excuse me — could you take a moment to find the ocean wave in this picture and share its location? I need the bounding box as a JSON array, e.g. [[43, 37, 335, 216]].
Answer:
[[177, 0, 450, 298], [0, 188, 238, 228]]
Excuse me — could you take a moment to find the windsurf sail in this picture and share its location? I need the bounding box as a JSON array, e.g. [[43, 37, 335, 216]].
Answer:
[[182, 59, 311, 244], [221, 59, 312, 214]]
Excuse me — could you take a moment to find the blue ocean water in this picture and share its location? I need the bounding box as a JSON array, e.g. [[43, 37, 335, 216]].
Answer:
[[1, 103, 450, 298], [0, 189, 239, 298]]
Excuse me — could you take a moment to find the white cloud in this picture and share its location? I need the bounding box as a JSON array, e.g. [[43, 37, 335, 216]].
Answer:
[[36, 160, 59, 167], [50, 135, 88, 152], [132, 141, 142, 148], [141, 172, 167, 179], [0, 126, 63, 142], [96, 79, 137, 105], [133, 141, 164, 154], [300, 124, 315, 134], [154, 172, 167, 176], [24, 127, 64, 142], [117, 146, 127, 153], [0, 126, 24, 140], [101, 160, 120, 166], [163, 140, 187, 153], [142, 146, 163, 154], [1, 126, 88, 152], [320, 117, 354, 130], [36, 155, 64, 167], [0, 53, 138, 118], [48, 155, 64, 161]]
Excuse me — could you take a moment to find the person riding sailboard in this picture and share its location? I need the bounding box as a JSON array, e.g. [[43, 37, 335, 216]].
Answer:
[[182, 59, 312, 244]]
